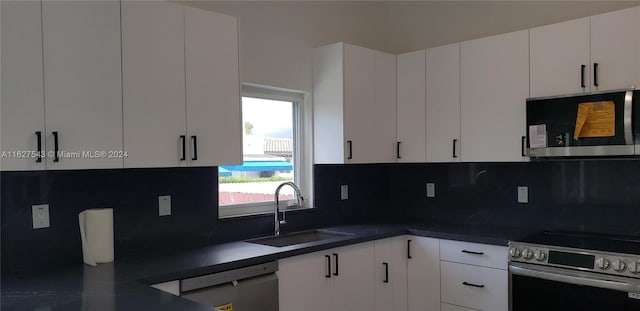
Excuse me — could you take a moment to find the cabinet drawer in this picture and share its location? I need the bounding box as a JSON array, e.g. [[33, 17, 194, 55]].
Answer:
[[441, 261, 507, 311], [440, 240, 507, 269], [441, 302, 479, 311]]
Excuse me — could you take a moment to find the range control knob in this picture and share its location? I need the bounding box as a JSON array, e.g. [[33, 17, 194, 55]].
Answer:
[[612, 259, 627, 272], [509, 248, 521, 258], [596, 258, 611, 270], [629, 262, 640, 274], [533, 250, 547, 261], [522, 248, 534, 260]]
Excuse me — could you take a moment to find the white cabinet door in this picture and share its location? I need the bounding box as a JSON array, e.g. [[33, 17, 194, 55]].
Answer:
[[42, 1, 123, 170], [440, 261, 508, 311], [374, 51, 398, 163], [407, 236, 440, 311], [343, 44, 376, 164], [313, 43, 345, 164], [375, 236, 409, 311], [426, 43, 461, 163], [185, 7, 242, 166], [397, 50, 426, 162], [460, 30, 529, 162], [1, 0, 46, 171], [278, 251, 331, 311], [590, 6, 640, 91], [313, 43, 396, 164], [331, 242, 376, 311], [530, 18, 590, 97], [122, 1, 186, 168]]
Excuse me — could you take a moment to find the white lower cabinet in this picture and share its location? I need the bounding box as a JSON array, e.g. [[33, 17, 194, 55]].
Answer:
[[440, 241, 508, 311], [278, 249, 331, 311], [407, 236, 441, 311], [440, 262, 508, 311], [278, 241, 375, 311], [441, 302, 479, 311], [278, 237, 507, 311], [374, 236, 409, 311]]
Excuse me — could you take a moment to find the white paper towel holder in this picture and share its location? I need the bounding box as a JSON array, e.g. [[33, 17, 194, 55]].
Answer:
[[79, 208, 114, 266]]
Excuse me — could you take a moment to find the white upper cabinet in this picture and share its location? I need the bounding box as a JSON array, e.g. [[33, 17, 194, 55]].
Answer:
[[530, 18, 590, 97], [122, 1, 187, 168], [590, 6, 640, 91], [426, 43, 461, 163], [461, 30, 529, 162], [313, 43, 397, 164], [396, 50, 426, 162], [123, 3, 241, 168], [530, 6, 640, 96], [42, 0, 123, 170], [374, 51, 398, 163], [343, 44, 376, 164], [1, 1, 46, 171], [185, 7, 241, 167]]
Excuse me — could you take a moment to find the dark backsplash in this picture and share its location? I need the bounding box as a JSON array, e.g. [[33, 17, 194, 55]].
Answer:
[[3, 160, 640, 275]]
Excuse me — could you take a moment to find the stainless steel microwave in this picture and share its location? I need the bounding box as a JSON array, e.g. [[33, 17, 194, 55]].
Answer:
[[525, 89, 639, 157]]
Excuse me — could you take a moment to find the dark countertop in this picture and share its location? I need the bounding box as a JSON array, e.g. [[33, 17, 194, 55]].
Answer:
[[1, 223, 534, 311]]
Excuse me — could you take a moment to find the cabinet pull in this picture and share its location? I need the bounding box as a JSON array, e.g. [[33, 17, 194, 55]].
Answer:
[[325, 255, 331, 278], [396, 142, 401, 159], [593, 63, 599, 87], [462, 281, 485, 288], [461, 250, 484, 255], [383, 262, 389, 283], [333, 253, 339, 276], [180, 135, 186, 161], [452, 139, 458, 158], [191, 135, 198, 161], [580, 64, 586, 88], [35, 131, 42, 163], [347, 140, 353, 160], [407, 239, 412, 259], [521, 136, 526, 157], [52, 131, 59, 162]]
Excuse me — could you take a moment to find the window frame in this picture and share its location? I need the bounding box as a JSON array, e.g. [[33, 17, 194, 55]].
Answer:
[[218, 83, 313, 218]]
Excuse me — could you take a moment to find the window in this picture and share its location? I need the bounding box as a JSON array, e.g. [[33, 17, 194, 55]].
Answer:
[[218, 84, 311, 217]]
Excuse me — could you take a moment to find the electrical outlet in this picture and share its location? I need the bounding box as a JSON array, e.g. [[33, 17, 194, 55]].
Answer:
[[32, 204, 50, 229], [159, 195, 171, 216], [340, 185, 349, 200], [518, 186, 528, 204], [426, 183, 436, 198]]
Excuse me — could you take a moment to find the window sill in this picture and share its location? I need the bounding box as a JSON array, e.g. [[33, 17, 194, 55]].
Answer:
[[218, 203, 315, 220]]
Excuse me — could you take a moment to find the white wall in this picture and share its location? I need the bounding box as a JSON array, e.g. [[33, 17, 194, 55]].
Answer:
[[186, 1, 639, 93]]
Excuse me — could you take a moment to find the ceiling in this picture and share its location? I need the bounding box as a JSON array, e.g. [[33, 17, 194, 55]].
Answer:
[[184, 1, 639, 54]]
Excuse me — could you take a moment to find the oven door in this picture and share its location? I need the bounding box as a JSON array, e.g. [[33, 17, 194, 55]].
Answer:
[[509, 262, 640, 311]]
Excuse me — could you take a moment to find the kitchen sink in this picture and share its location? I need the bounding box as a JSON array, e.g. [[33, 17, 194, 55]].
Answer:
[[247, 229, 353, 247]]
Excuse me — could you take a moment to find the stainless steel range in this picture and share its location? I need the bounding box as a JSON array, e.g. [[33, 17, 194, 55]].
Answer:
[[508, 231, 640, 311]]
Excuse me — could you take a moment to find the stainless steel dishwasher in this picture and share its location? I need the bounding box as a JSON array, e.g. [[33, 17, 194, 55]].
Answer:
[[180, 261, 278, 311]]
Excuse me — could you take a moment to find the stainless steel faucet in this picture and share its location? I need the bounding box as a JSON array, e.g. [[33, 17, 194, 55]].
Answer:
[[274, 182, 304, 236]]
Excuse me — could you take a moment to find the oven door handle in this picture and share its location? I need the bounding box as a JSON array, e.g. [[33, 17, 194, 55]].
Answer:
[[509, 262, 640, 293]]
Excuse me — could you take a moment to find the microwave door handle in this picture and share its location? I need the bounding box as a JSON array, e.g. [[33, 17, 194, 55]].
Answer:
[[623, 90, 633, 145]]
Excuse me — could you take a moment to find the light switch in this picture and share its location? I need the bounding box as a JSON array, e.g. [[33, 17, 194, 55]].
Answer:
[[426, 183, 436, 198], [517, 186, 528, 204], [32, 204, 50, 229], [340, 185, 349, 200], [159, 195, 171, 216]]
